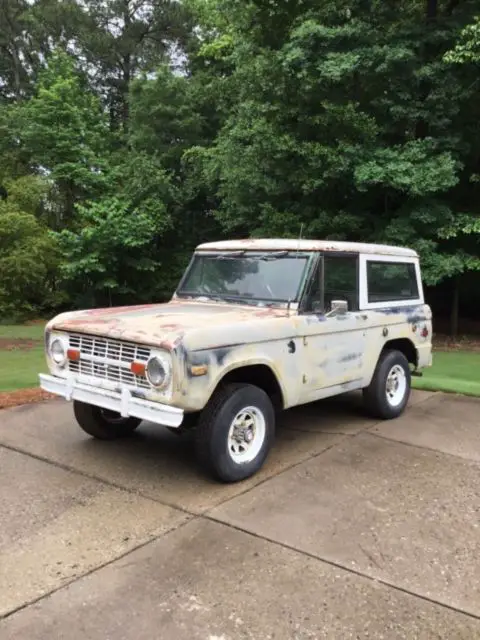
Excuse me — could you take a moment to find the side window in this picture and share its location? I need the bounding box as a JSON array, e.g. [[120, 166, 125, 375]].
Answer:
[[367, 261, 419, 303], [303, 255, 359, 313], [324, 255, 359, 311]]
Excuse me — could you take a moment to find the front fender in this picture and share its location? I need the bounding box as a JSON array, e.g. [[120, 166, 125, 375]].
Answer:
[[178, 342, 293, 412]]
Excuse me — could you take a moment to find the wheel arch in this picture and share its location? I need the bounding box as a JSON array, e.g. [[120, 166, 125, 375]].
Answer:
[[383, 338, 418, 368], [212, 362, 286, 413]]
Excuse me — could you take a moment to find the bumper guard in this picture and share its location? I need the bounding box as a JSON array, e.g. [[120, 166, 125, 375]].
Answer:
[[39, 374, 184, 428]]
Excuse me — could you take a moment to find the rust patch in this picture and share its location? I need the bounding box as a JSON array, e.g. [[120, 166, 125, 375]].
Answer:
[[253, 309, 288, 318], [86, 304, 156, 316], [59, 318, 116, 327], [156, 324, 181, 332]]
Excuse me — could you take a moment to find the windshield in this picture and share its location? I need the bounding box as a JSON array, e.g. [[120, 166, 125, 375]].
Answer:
[[178, 252, 311, 306]]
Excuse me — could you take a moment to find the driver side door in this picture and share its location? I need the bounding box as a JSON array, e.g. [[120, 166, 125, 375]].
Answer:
[[296, 253, 369, 404]]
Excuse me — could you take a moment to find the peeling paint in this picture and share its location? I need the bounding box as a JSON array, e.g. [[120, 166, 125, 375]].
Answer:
[[306, 314, 327, 324], [339, 353, 362, 364]]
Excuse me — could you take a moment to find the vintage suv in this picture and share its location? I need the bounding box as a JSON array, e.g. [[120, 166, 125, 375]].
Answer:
[[40, 239, 432, 482]]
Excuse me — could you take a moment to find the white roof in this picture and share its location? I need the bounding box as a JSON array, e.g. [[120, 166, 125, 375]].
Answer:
[[197, 239, 418, 258]]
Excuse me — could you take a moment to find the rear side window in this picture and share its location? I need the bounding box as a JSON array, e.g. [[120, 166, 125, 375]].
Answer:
[[367, 261, 419, 303]]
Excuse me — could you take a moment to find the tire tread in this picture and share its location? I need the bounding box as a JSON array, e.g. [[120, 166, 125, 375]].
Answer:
[[195, 383, 274, 482], [363, 349, 411, 420], [73, 401, 141, 440]]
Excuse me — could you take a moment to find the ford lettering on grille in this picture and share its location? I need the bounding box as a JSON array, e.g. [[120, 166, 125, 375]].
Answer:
[[67, 334, 151, 390]]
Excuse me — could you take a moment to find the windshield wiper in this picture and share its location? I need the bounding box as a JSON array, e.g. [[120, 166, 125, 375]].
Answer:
[[215, 251, 246, 260], [195, 296, 231, 305], [215, 251, 290, 261], [258, 251, 290, 261]]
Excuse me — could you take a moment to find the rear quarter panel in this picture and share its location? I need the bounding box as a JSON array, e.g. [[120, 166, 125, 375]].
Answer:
[[362, 304, 433, 386]]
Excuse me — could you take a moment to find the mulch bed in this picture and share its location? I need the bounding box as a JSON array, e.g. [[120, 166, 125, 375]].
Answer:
[[433, 335, 480, 352], [0, 388, 56, 411], [0, 338, 42, 351]]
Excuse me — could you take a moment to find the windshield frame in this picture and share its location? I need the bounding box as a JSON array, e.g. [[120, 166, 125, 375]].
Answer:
[[176, 250, 316, 309]]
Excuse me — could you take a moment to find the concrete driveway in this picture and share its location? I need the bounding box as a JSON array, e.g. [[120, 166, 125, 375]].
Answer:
[[0, 390, 479, 639]]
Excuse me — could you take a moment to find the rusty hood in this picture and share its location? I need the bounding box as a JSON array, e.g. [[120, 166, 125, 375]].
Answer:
[[48, 300, 290, 351]]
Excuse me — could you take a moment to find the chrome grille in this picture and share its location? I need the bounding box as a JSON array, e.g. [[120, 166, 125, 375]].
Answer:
[[67, 334, 151, 390], [69, 334, 151, 363]]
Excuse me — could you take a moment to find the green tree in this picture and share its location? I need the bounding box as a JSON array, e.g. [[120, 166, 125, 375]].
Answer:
[[191, 0, 479, 327], [69, 0, 195, 130], [55, 155, 175, 307], [440, 12, 480, 334], [0, 177, 59, 319], [16, 50, 110, 227], [444, 15, 480, 64]]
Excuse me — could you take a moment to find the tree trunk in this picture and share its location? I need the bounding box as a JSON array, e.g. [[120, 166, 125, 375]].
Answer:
[[426, 0, 437, 20], [416, 0, 438, 138], [122, 55, 131, 130], [10, 45, 22, 97], [445, 0, 461, 16], [450, 277, 459, 338], [121, 0, 132, 132]]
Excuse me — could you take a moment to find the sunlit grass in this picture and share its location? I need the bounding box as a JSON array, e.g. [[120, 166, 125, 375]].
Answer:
[[413, 351, 480, 397]]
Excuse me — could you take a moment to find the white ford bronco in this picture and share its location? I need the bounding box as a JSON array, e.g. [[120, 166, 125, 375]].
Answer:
[[40, 239, 432, 482]]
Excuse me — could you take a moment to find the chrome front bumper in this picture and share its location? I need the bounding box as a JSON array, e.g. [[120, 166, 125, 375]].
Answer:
[[39, 374, 184, 428]]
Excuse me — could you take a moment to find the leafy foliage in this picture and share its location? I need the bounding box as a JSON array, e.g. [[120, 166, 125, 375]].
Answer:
[[56, 156, 175, 306], [444, 16, 480, 64], [0, 178, 59, 319], [0, 0, 479, 328]]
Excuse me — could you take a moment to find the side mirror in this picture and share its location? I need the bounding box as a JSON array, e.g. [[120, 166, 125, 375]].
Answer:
[[331, 300, 348, 315]]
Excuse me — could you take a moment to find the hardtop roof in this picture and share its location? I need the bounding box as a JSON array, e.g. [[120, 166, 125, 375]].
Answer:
[[197, 239, 418, 258]]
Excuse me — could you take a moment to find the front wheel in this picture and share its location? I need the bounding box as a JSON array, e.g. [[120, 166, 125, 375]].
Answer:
[[73, 401, 141, 440], [363, 350, 411, 420], [195, 383, 275, 483]]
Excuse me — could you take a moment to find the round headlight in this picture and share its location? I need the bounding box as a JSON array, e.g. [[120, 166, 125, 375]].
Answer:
[[146, 356, 170, 389], [50, 338, 66, 366]]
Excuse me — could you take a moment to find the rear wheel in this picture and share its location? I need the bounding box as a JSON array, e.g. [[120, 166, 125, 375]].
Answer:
[[73, 401, 141, 440], [363, 350, 411, 420], [195, 383, 275, 483]]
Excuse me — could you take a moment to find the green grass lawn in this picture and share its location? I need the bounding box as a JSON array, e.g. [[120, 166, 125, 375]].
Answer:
[[0, 347, 47, 392], [413, 351, 480, 397], [0, 323, 46, 392], [0, 323, 46, 341]]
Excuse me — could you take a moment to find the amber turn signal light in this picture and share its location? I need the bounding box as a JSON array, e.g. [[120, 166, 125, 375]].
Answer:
[[67, 349, 81, 362], [131, 362, 146, 376]]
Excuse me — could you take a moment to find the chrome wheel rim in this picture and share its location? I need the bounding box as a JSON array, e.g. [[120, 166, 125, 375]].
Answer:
[[386, 365, 407, 407], [227, 406, 266, 464]]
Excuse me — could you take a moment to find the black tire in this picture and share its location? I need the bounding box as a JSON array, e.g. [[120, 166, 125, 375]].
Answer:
[[73, 401, 141, 440], [363, 349, 411, 420], [195, 383, 275, 483]]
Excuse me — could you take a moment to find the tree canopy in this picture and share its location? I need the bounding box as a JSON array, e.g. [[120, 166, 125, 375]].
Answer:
[[0, 0, 478, 329]]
